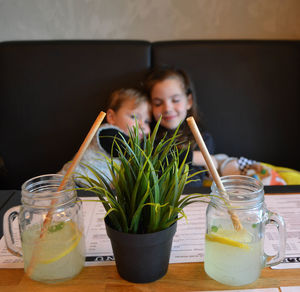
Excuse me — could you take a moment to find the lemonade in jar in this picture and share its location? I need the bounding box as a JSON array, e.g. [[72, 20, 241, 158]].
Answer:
[[3, 174, 85, 283], [22, 220, 85, 282], [204, 175, 286, 286], [205, 221, 263, 286]]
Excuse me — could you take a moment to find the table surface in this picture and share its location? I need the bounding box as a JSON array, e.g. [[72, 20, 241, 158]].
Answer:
[[0, 262, 300, 292], [1, 186, 300, 291]]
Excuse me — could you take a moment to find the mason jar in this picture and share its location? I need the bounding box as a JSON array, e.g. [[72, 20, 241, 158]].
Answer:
[[204, 175, 286, 286], [3, 174, 85, 283]]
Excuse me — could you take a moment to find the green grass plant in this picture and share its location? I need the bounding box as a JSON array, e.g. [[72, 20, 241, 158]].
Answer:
[[77, 119, 210, 234]]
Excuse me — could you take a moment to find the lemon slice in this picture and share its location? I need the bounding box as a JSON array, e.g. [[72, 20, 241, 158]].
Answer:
[[38, 221, 82, 265], [206, 233, 250, 250], [40, 233, 82, 264]]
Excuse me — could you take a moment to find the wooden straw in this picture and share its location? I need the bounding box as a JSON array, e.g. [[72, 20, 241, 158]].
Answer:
[[26, 111, 106, 277], [186, 116, 243, 231]]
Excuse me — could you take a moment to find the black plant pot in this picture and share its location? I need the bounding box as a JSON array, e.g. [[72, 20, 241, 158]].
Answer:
[[105, 218, 177, 283]]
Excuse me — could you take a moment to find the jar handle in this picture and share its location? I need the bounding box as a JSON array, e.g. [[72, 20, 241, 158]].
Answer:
[[3, 206, 23, 257], [263, 210, 286, 267]]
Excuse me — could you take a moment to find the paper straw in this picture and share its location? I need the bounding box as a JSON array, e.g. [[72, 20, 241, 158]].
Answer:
[[186, 116, 243, 231], [26, 111, 106, 277]]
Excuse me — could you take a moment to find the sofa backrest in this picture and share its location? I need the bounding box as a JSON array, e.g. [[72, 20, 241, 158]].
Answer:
[[1, 40, 299, 189], [0, 41, 151, 189], [152, 40, 300, 170]]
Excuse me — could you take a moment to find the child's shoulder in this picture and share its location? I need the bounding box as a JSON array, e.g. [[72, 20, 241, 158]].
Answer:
[[97, 123, 129, 154], [98, 123, 126, 136]]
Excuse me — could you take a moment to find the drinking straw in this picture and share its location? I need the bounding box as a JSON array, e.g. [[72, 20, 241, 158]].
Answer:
[[186, 116, 243, 231], [26, 111, 106, 277]]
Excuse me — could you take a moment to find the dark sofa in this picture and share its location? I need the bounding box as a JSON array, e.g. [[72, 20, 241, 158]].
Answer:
[[1, 40, 299, 189]]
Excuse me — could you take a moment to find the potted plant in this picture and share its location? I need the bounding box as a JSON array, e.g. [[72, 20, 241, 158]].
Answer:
[[77, 120, 208, 283]]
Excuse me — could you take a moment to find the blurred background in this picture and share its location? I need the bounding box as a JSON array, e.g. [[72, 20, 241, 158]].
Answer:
[[0, 0, 299, 42]]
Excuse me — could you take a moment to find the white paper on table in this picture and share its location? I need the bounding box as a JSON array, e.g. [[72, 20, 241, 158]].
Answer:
[[280, 287, 300, 292], [0, 194, 300, 269], [83, 196, 207, 266], [200, 289, 279, 292], [264, 195, 300, 269], [0, 196, 207, 268]]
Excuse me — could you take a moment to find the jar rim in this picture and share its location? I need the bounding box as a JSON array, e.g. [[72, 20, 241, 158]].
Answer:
[[211, 175, 264, 207], [21, 174, 76, 204]]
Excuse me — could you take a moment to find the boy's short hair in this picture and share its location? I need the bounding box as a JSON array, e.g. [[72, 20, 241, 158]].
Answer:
[[107, 88, 149, 112]]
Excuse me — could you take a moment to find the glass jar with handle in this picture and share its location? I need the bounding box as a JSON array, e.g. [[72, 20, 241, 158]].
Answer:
[[3, 174, 85, 283], [204, 175, 286, 286]]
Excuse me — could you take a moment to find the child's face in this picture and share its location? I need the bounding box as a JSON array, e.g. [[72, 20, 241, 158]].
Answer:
[[107, 99, 151, 137], [150, 78, 192, 130]]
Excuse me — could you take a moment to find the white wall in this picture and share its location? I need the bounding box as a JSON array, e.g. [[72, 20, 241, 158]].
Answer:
[[0, 0, 299, 42]]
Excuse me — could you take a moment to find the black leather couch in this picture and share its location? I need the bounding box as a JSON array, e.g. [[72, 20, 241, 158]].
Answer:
[[1, 40, 299, 189]]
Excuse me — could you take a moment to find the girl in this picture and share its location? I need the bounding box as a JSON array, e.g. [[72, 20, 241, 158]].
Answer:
[[59, 88, 151, 185], [144, 67, 217, 186]]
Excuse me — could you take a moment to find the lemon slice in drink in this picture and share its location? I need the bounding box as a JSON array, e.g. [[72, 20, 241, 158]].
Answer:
[[206, 230, 251, 250], [38, 221, 82, 265]]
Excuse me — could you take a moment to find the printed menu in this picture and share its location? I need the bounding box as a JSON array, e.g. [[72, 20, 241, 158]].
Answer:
[[0, 194, 299, 269]]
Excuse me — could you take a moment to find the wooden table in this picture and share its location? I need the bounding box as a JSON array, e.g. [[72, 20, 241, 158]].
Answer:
[[1, 187, 300, 291], [0, 262, 300, 291]]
